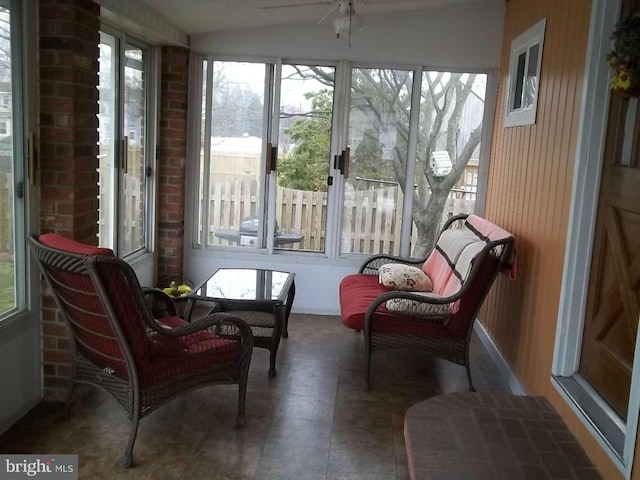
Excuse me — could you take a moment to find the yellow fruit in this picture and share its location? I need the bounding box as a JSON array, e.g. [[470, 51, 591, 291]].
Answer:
[[177, 284, 192, 294]]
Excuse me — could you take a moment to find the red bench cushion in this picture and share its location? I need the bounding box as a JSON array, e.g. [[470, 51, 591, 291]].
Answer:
[[339, 274, 450, 336]]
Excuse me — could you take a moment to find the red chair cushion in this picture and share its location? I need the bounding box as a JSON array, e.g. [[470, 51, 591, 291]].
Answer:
[[339, 274, 450, 336], [38, 233, 115, 257], [142, 316, 242, 387]]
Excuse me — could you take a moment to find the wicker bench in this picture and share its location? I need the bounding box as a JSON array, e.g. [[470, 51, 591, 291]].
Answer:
[[339, 214, 515, 390]]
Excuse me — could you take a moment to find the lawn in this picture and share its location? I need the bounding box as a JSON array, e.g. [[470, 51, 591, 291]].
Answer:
[[0, 261, 15, 313]]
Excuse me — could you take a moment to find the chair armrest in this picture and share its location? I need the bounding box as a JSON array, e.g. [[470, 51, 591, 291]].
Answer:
[[142, 287, 177, 317], [146, 312, 254, 363], [359, 255, 426, 275], [144, 311, 248, 337]]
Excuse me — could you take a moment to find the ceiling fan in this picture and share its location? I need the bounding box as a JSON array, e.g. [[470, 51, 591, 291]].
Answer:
[[257, 0, 365, 41]]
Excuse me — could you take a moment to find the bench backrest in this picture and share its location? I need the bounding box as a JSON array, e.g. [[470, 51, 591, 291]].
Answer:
[[422, 215, 514, 297]]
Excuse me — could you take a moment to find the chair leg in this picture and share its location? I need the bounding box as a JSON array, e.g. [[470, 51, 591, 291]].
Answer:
[[465, 364, 476, 392], [120, 413, 140, 469], [236, 378, 248, 427], [268, 349, 277, 378], [64, 381, 75, 420]]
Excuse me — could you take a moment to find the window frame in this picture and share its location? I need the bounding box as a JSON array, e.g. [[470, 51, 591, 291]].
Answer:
[[97, 24, 157, 261], [552, 0, 637, 477], [0, 0, 29, 325], [190, 55, 495, 265], [504, 19, 546, 128]]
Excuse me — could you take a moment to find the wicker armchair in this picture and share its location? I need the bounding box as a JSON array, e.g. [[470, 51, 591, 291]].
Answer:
[[28, 234, 253, 468], [339, 214, 515, 391]]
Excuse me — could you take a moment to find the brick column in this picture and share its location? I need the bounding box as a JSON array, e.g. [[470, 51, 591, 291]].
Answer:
[[39, 0, 100, 400], [157, 46, 189, 282]]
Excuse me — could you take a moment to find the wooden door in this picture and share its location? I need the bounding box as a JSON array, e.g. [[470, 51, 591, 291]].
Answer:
[[580, 3, 640, 418]]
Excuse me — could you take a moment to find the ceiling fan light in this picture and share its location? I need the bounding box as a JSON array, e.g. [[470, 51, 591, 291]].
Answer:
[[333, 13, 363, 35]]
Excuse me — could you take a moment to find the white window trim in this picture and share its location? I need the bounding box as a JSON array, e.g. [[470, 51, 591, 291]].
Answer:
[[188, 56, 496, 263], [504, 19, 546, 127], [98, 25, 158, 261], [552, 0, 638, 477]]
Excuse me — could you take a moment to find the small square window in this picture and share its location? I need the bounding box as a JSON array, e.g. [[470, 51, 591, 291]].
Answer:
[[505, 19, 546, 127], [0, 122, 7, 135]]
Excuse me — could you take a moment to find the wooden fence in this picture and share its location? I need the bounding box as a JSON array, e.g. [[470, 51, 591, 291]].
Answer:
[[97, 145, 145, 254], [0, 169, 475, 257], [200, 176, 476, 254]]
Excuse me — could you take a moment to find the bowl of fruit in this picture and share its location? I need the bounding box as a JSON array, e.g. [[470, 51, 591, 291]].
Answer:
[[161, 280, 193, 298]]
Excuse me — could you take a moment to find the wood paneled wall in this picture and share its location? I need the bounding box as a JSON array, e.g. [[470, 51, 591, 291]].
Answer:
[[481, 0, 626, 477]]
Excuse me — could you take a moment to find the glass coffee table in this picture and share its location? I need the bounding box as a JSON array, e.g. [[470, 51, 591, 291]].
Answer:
[[189, 268, 296, 377]]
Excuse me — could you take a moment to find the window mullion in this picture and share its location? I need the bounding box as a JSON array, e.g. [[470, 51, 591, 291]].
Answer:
[[265, 61, 282, 254], [202, 56, 214, 248], [399, 66, 423, 258], [326, 60, 351, 259], [114, 33, 125, 255]]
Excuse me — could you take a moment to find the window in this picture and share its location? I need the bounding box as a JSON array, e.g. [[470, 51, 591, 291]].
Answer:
[[97, 29, 155, 257], [0, 0, 27, 320], [505, 19, 546, 127], [194, 59, 490, 259]]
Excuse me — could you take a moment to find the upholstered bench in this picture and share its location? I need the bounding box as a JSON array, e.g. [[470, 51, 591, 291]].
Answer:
[[339, 214, 515, 390], [404, 393, 601, 479]]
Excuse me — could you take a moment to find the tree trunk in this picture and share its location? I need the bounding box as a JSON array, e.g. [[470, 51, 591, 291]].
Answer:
[[411, 182, 452, 257]]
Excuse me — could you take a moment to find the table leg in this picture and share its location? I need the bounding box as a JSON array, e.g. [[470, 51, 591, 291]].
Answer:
[[282, 280, 295, 339], [269, 306, 285, 378]]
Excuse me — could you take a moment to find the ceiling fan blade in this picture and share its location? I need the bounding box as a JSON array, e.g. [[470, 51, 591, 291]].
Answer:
[[257, 0, 334, 10], [317, 3, 340, 23]]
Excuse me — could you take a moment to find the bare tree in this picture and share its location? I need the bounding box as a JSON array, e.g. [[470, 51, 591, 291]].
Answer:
[[294, 66, 483, 256]]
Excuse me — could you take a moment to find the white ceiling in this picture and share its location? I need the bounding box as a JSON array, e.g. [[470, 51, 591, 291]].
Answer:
[[137, 0, 503, 35]]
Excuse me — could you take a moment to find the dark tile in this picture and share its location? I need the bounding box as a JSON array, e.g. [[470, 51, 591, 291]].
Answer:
[[0, 315, 521, 480], [255, 444, 328, 480], [276, 393, 335, 421], [266, 416, 332, 449]]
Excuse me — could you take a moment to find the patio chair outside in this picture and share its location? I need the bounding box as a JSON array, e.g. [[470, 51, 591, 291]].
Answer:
[[28, 234, 253, 468]]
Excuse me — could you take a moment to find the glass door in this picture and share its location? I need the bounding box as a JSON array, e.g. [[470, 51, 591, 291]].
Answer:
[[0, 0, 25, 319], [97, 31, 151, 257], [410, 71, 487, 257], [340, 67, 413, 256], [97, 31, 117, 248], [198, 60, 269, 249], [121, 43, 148, 255], [275, 64, 335, 253]]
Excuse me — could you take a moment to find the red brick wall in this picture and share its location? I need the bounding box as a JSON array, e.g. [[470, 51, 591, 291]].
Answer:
[[39, 0, 100, 400], [157, 46, 189, 282]]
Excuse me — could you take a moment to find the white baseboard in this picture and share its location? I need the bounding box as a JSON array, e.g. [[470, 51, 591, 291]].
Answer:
[[474, 320, 526, 395]]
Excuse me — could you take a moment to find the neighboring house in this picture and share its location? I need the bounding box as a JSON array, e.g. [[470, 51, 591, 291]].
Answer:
[[0, 82, 11, 141]]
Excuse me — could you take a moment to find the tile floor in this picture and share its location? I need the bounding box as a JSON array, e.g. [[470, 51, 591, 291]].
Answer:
[[0, 314, 509, 479]]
